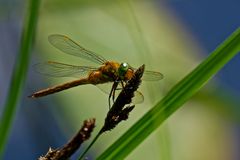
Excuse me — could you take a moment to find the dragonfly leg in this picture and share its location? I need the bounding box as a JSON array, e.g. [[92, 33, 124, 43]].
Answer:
[[108, 89, 113, 109], [120, 80, 126, 94], [109, 81, 119, 109], [112, 86, 116, 104], [111, 80, 126, 107], [112, 80, 125, 102]]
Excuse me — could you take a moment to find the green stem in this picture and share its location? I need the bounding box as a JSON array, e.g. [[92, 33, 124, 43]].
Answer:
[[0, 0, 40, 158], [78, 129, 103, 160]]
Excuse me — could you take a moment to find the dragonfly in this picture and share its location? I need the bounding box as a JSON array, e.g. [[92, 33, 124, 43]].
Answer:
[[29, 34, 163, 106]]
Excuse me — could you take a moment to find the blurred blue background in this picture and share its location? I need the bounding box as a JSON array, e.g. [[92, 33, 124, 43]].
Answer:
[[166, 0, 240, 97], [0, 0, 239, 160]]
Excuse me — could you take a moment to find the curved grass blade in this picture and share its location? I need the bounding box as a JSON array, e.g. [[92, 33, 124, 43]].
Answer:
[[97, 28, 240, 160], [0, 0, 40, 158]]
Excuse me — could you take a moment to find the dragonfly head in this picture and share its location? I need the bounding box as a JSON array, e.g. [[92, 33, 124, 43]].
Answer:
[[118, 62, 129, 79]]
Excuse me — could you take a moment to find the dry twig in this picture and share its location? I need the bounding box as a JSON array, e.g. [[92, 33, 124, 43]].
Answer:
[[39, 118, 95, 160]]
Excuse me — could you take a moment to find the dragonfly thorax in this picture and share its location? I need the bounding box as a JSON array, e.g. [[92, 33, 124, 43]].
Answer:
[[100, 61, 133, 82]]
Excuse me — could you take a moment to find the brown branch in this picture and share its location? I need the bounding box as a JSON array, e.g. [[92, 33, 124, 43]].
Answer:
[[39, 118, 96, 160]]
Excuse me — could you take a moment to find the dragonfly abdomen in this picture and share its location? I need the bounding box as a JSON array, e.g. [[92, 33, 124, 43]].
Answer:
[[29, 78, 90, 98]]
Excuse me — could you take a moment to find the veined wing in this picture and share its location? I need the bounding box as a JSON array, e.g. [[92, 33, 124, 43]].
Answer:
[[48, 34, 107, 64], [132, 91, 144, 104], [142, 70, 164, 81], [130, 66, 163, 81], [34, 61, 98, 78]]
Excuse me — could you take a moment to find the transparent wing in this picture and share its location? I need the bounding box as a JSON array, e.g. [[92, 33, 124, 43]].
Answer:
[[132, 91, 144, 104], [96, 83, 112, 94], [96, 83, 144, 104], [34, 61, 98, 78], [114, 89, 144, 104], [130, 66, 163, 81], [142, 70, 163, 81], [48, 34, 107, 64]]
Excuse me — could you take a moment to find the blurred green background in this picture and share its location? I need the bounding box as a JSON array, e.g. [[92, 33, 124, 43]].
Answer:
[[0, 0, 239, 160]]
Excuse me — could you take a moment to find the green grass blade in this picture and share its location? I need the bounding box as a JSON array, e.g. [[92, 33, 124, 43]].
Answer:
[[97, 28, 240, 160], [0, 0, 40, 157]]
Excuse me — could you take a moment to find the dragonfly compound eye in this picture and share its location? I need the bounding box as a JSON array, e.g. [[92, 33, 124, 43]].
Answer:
[[118, 62, 129, 78]]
